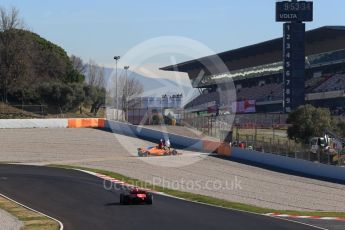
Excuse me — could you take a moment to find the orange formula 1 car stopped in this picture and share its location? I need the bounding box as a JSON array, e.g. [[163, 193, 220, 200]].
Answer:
[[137, 146, 180, 157]]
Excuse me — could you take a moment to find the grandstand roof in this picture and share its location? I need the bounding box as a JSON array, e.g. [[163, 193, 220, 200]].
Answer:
[[160, 26, 345, 75]]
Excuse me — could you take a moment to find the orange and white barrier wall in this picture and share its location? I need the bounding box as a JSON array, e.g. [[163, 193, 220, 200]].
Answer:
[[202, 140, 231, 156], [67, 118, 105, 128], [0, 118, 230, 156]]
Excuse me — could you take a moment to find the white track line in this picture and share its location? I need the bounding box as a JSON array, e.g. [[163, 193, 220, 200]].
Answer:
[[265, 213, 345, 221], [76, 168, 328, 230], [0, 193, 63, 230]]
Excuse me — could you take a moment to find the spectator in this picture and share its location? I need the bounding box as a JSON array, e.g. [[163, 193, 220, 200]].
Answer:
[[239, 142, 245, 149]]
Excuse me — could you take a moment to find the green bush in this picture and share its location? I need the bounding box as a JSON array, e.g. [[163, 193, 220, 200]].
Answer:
[[287, 105, 332, 143], [38, 82, 86, 113], [0, 29, 86, 104], [152, 114, 162, 125], [83, 85, 105, 115]]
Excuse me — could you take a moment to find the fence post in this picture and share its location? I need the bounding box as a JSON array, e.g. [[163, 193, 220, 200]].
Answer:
[[269, 138, 272, 153], [277, 139, 280, 154], [236, 128, 239, 143], [236, 126, 239, 142], [209, 116, 211, 136]]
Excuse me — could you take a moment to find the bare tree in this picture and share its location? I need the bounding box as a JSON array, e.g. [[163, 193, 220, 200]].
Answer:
[[96, 65, 105, 88], [86, 60, 105, 88], [0, 6, 24, 31], [70, 55, 86, 74], [118, 75, 144, 112], [86, 60, 97, 86]]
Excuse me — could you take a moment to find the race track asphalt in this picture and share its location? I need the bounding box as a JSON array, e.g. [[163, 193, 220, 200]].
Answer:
[[0, 164, 321, 230]]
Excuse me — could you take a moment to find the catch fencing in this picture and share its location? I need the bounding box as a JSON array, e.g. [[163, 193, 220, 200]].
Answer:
[[181, 113, 345, 166]]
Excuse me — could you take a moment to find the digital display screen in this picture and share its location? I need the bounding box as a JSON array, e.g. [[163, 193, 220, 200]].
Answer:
[[276, 1, 313, 22]]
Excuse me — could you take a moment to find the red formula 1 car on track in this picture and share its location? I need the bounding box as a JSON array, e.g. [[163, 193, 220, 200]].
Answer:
[[137, 146, 178, 157], [120, 188, 153, 205]]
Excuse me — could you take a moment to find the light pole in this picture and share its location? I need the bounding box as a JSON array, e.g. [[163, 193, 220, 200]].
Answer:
[[114, 56, 120, 120], [124, 66, 129, 122]]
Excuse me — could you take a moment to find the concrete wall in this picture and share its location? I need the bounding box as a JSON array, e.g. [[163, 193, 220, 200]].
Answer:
[[0, 118, 105, 129], [0, 119, 68, 129], [232, 148, 345, 182], [105, 120, 203, 151]]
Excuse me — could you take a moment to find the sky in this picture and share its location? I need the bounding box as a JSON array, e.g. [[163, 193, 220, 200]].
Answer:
[[1, 0, 345, 81]]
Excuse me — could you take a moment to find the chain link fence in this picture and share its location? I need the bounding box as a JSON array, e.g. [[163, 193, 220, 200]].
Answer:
[[181, 112, 345, 167], [234, 131, 344, 166], [0, 103, 105, 118], [0, 104, 47, 118]]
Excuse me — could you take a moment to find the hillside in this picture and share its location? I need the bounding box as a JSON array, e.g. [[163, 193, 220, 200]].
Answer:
[[0, 29, 105, 116], [0, 29, 84, 103], [0, 102, 105, 119], [0, 102, 40, 118]]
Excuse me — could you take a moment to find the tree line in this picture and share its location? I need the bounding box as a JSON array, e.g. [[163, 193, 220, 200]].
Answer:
[[287, 104, 345, 142]]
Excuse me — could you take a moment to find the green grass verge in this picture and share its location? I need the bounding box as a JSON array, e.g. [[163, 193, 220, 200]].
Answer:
[[50, 164, 345, 218], [0, 196, 60, 230]]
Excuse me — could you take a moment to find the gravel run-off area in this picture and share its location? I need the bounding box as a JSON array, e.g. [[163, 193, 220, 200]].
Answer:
[[0, 128, 345, 211]]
